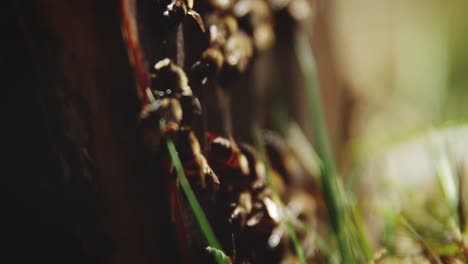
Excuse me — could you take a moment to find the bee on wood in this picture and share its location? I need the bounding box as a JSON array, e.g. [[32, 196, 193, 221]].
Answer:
[[206, 134, 284, 261], [140, 59, 218, 187], [232, 143, 284, 262], [191, 15, 240, 83], [141, 58, 202, 130], [150, 58, 191, 96], [206, 15, 239, 48], [137, 61, 220, 261], [157, 0, 205, 31], [206, 134, 281, 220], [221, 31, 254, 80], [192, 6, 280, 85], [191, 47, 224, 83], [193, 31, 255, 84], [264, 131, 309, 189], [176, 129, 220, 190], [207, 133, 250, 175]]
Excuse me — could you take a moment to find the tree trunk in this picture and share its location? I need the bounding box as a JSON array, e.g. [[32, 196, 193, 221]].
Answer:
[[4, 1, 177, 263]]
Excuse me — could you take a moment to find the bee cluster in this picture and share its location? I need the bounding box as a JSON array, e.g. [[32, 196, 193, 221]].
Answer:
[[133, 0, 320, 262]]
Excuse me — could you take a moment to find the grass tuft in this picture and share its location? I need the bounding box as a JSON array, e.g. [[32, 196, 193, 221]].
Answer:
[[293, 29, 371, 263]]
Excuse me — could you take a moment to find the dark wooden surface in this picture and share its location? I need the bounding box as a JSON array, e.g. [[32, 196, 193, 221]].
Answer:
[[3, 0, 170, 263]]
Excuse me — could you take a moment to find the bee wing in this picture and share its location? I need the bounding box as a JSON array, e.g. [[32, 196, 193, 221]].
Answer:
[[187, 10, 206, 32], [263, 197, 282, 223]]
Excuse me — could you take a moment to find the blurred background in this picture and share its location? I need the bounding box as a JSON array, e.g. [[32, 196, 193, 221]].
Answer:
[[330, 0, 468, 154], [322, 0, 468, 254]]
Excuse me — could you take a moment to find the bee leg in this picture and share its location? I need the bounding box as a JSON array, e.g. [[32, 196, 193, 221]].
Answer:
[[187, 10, 205, 32], [203, 166, 220, 190], [230, 206, 247, 227]]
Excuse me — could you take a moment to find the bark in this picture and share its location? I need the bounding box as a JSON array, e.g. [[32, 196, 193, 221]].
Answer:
[[4, 0, 177, 263]]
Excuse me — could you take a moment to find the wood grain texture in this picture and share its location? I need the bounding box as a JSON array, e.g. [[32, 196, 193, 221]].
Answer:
[[5, 0, 180, 263]]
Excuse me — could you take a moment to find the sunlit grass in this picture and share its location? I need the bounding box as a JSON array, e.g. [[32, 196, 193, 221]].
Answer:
[[348, 119, 468, 164], [294, 29, 371, 263]]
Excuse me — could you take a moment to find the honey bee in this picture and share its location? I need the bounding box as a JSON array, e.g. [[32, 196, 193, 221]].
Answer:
[[205, 132, 322, 261], [237, 142, 282, 233], [150, 58, 192, 96], [142, 58, 211, 184], [207, 133, 250, 175], [230, 157, 283, 262], [157, 0, 205, 31], [191, 15, 240, 83], [206, 134, 284, 261], [191, 10, 264, 85], [139, 97, 183, 131], [193, 32, 254, 85], [176, 129, 220, 190], [135, 56, 230, 261], [191, 47, 224, 83], [206, 15, 239, 48], [143, 58, 202, 129], [221, 31, 254, 80], [263, 131, 308, 188]]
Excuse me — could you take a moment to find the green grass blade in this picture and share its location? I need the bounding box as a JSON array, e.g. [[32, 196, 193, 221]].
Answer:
[[457, 164, 466, 235], [293, 29, 368, 263], [206, 246, 232, 263], [349, 199, 373, 260], [146, 88, 156, 103], [285, 221, 307, 263], [286, 122, 322, 180], [399, 216, 443, 264], [160, 120, 226, 264], [293, 27, 346, 259], [252, 125, 307, 264], [252, 125, 278, 195]]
